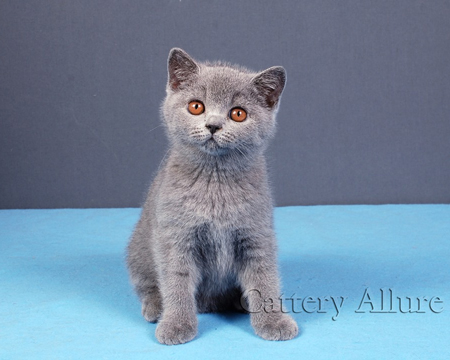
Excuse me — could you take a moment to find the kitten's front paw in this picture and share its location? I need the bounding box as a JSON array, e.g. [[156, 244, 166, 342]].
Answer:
[[141, 296, 162, 323], [253, 314, 299, 341], [155, 318, 198, 345]]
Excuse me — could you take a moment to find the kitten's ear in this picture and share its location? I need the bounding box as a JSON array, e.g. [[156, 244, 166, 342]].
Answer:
[[167, 48, 199, 91], [251, 66, 286, 109]]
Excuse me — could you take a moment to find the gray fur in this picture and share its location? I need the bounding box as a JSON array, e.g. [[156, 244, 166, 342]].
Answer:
[[127, 48, 298, 345]]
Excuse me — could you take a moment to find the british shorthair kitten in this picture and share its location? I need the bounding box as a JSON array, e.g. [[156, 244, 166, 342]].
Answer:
[[127, 48, 298, 344]]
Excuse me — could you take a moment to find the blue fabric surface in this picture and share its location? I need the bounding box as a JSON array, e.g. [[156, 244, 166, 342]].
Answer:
[[1, 205, 449, 359]]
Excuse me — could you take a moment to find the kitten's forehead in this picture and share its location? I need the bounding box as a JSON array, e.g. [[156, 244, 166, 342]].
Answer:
[[198, 65, 253, 105]]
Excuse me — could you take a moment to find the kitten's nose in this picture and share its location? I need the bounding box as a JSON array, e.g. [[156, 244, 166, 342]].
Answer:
[[205, 114, 224, 134], [206, 124, 222, 134]]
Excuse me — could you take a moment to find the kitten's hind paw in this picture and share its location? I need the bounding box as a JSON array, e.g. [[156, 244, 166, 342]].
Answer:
[[155, 318, 198, 345], [253, 314, 299, 341], [141, 297, 162, 323]]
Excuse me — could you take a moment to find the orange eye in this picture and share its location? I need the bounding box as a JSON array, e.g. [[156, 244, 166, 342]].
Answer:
[[230, 107, 247, 122], [188, 101, 205, 115]]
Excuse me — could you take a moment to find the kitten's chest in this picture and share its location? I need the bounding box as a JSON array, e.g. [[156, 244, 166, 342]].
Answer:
[[163, 164, 257, 226]]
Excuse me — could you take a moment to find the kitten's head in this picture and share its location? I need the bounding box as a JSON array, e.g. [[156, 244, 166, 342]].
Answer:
[[162, 48, 286, 157]]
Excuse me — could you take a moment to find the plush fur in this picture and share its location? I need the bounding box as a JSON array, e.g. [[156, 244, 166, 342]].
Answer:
[[127, 48, 298, 345]]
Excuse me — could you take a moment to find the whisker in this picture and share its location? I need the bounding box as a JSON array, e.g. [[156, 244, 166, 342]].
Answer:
[[146, 124, 164, 134]]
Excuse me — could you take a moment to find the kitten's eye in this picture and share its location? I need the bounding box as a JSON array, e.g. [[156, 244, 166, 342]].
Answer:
[[188, 101, 205, 115], [230, 107, 247, 122]]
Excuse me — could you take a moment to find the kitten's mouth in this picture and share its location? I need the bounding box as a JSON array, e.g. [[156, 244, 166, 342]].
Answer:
[[202, 136, 226, 154], [205, 137, 218, 148]]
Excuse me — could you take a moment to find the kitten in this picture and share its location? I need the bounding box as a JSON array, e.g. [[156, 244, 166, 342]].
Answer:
[[127, 48, 298, 345]]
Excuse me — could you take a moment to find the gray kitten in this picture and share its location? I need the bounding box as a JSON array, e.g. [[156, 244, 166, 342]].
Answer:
[[127, 48, 298, 345]]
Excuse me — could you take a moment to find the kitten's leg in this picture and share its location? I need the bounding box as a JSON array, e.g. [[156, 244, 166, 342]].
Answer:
[[239, 263, 298, 340], [236, 236, 298, 341], [154, 237, 199, 345], [127, 227, 162, 322]]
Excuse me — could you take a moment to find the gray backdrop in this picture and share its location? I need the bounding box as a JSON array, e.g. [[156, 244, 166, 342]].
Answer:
[[1, 1, 449, 209]]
